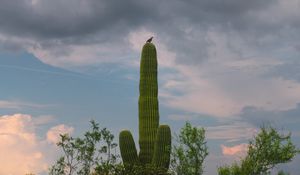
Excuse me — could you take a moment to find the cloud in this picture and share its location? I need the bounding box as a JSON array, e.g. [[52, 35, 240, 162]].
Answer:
[[240, 103, 300, 129], [0, 0, 150, 39], [206, 122, 257, 142], [0, 114, 73, 175], [47, 124, 74, 144], [0, 114, 47, 174], [159, 47, 300, 118], [1, 1, 300, 120], [264, 60, 300, 82], [167, 114, 198, 121], [0, 1, 299, 86], [1, 0, 298, 68], [1, 2, 300, 174], [155, 27, 300, 118], [0, 100, 48, 109], [221, 143, 248, 156], [32, 115, 55, 125], [0, 0, 157, 68], [204, 153, 239, 175], [0, 0, 278, 41]]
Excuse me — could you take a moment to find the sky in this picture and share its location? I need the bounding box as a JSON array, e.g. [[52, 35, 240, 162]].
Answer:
[[0, 0, 300, 174]]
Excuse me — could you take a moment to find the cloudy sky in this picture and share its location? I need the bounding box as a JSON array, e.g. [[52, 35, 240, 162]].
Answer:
[[0, 0, 300, 174]]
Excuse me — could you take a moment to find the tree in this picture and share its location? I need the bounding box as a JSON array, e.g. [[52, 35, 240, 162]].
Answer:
[[49, 120, 118, 175], [170, 122, 208, 175], [218, 126, 299, 175]]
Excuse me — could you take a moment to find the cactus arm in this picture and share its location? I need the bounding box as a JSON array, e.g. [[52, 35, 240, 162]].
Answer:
[[152, 125, 171, 170], [119, 130, 139, 166]]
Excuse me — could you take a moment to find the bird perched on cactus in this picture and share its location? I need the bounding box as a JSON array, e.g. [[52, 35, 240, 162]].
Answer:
[[119, 39, 171, 173], [146, 36, 153, 43]]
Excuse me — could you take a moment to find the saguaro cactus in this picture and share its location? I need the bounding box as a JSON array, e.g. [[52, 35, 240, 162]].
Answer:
[[119, 42, 171, 171]]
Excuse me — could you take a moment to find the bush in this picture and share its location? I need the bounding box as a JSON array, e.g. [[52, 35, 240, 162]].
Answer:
[[218, 125, 299, 175], [49, 120, 118, 175], [170, 122, 208, 175]]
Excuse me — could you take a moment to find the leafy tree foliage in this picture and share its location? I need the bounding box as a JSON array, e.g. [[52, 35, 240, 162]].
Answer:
[[49, 121, 298, 175], [170, 122, 208, 175], [49, 120, 171, 175], [218, 126, 299, 175], [49, 120, 118, 175]]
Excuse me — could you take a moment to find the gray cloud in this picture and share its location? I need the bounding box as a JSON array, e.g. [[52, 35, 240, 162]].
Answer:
[[0, 1, 293, 45], [0, 0, 299, 71], [1, 2, 300, 174], [240, 103, 300, 129], [0, 0, 155, 39], [264, 61, 300, 82]]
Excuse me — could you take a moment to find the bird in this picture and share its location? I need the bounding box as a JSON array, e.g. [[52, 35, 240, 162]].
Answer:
[[146, 37, 153, 43]]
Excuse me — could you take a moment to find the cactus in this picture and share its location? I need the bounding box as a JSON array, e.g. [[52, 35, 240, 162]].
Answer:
[[119, 42, 171, 171], [119, 130, 139, 165], [152, 125, 171, 168]]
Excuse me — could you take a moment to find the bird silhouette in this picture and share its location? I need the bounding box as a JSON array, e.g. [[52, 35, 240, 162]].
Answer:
[[146, 37, 153, 43]]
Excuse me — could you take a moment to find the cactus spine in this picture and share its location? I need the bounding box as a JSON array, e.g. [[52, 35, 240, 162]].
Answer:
[[119, 42, 171, 171]]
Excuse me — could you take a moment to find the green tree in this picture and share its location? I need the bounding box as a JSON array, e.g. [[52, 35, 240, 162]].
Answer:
[[218, 126, 299, 175], [170, 122, 208, 175], [49, 120, 118, 175]]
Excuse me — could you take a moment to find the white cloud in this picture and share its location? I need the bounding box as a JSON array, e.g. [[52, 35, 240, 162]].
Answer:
[[26, 28, 176, 70], [10, 25, 299, 119], [167, 114, 197, 121], [160, 66, 240, 117], [16, 26, 300, 120], [128, 28, 155, 52], [161, 67, 300, 117], [254, 0, 300, 27], [4, 26, 300, 120], [0, 100, 48, 109], [206, 122, 257, 142], [0, 33, 134, 69], [27, 42, 133, 69], [0, 114, 73, 175], [128, 28, 177, 68], [47, 124, 74, 144], [32, 115, 55, 125], [221, 143, 248, 156], [158, 29, 300, 118], [202, 143, 248, 174], [0, 114, 47, 174]]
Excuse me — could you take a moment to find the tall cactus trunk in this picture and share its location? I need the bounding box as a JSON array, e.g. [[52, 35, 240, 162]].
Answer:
[[138, 43, 159, 164]]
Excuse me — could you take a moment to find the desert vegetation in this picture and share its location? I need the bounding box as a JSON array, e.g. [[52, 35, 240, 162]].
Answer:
[[48, 42, 299, 175], [49, 121, 298, 175]]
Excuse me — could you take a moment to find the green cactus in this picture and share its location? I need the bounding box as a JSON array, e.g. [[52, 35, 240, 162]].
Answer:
[[152, 125, 171, 169], [119, 130, 139, 165], [119, 42, 171, 171]]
